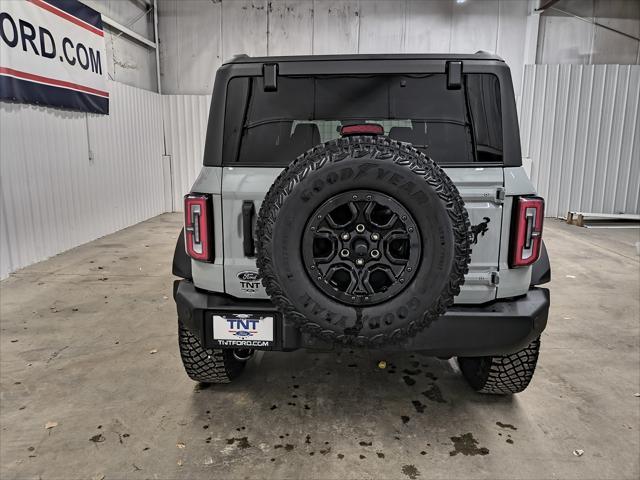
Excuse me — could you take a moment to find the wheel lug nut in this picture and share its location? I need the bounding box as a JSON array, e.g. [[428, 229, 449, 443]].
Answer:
[[355, 258, 365, 266], [341, 232, 350, 241], [371, 233, 380, 241], [355, 224, 365, 233], [370, 249, 380, 258], [340, 248, 350, 258]]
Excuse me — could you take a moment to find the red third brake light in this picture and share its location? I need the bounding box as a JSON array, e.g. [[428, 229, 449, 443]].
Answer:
[[511, 196, 544, 267], [340, 123, 384, 136], [184, 194, 212, 261]]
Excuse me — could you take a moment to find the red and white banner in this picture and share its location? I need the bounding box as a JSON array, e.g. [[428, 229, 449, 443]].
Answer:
[[0, 0, 109, 114]]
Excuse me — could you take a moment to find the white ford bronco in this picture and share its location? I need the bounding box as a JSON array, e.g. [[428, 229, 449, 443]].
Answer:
[[172, 53, 550, 394]]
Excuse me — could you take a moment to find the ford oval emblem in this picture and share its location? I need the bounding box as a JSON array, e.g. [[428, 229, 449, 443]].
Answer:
[[238, 271, 260, 282]]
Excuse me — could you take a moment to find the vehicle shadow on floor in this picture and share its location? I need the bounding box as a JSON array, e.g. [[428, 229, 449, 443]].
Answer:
[[191, 348, 518, 416]]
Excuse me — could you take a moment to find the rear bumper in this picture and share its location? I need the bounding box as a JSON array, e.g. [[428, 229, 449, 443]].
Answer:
[[173, 280, 549, 356]]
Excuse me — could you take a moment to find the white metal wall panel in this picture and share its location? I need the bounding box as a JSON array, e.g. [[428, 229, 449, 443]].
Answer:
[[162, 94, 211, 211], [0, 106, 87, 278], [358, 0, 406, 54], [158, 0, 222, 95], [87, 81, 165, 228], [312, 0, 359, 55], [537, 0, 640, 66], [158, 0, 531, 97], [268, 1, 313, 56], [82, 0, 159, 92], [450, 0, 499, 55], [520, 64, 640, 217], [0, 81, 165, 279], [404, 1, 454, 53], [496, 0, 529, 98], [222, 0, 268, 60]]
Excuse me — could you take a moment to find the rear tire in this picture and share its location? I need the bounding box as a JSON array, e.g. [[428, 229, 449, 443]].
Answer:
[[178, 324, 245, 384], [458, 337, 540, 394]]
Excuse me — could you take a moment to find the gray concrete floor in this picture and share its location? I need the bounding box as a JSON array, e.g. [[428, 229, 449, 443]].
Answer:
[[1, 213, 639, 480]]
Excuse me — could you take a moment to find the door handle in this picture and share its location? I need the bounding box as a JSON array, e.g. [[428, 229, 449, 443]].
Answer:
[[242, 200, 256, 257]]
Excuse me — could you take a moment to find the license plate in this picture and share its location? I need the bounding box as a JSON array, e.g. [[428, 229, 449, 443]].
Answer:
[[211, 313, 274, 347]]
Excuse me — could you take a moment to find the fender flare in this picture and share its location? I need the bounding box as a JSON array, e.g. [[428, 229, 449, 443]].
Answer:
[[172, 228, 192, 280], [530, 240, 550, 286]]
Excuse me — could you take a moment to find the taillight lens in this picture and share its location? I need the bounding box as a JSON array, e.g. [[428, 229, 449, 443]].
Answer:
[[510, 196, 544, 267], [184, 194, 212, 261]]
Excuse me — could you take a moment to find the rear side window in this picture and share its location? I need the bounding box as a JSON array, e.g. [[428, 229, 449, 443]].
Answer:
[[223, 74, 502, 166]]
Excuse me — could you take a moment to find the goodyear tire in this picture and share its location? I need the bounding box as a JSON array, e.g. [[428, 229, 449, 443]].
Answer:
[[256, 136, 471, 347]]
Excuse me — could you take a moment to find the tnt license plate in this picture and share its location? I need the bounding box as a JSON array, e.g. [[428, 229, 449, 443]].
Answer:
[[211, 313, 274, 348]]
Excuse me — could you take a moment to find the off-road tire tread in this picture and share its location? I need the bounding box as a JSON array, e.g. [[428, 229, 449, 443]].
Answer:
[[459, 337, 540, 394], [178, 324, 244, 383], [256, 136, 472, 347]]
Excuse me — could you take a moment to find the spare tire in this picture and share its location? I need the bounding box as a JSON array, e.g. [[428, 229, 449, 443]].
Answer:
[[256, 136, 471, 347]]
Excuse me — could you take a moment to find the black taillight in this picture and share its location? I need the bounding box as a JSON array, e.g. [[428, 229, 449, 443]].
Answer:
[[510, 196, 544, 267], [184, 194, 212, 261]]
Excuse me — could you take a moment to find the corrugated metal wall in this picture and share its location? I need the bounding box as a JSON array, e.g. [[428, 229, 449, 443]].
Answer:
[[0, 81, 165, 279], [520, 64, 640, 217], [162, 95, 211, 210]]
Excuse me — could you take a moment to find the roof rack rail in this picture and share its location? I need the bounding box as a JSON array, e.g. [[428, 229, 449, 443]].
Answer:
[[223, 53, 506, 65]]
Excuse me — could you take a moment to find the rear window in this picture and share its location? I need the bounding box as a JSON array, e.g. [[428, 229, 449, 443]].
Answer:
[[222, 74, 503, 166]]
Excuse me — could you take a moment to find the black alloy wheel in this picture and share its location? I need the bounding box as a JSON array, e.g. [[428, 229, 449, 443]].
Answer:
[[302, 190, 421, 306]]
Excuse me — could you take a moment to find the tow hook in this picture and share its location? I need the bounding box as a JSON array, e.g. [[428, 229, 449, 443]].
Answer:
[[233, 349, 254, 362]]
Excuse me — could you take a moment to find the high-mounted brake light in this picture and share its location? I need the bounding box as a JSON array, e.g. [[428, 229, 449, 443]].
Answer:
[[510, 196, 544, 267], [184, 194, 212, 261], [340, 123, 384, 136]]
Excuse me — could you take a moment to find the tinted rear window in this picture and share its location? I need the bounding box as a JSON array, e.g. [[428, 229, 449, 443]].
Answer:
[[222, 74, 502, 166]]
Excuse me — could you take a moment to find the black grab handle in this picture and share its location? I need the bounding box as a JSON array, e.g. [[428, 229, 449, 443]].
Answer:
[[242, 200, 256, 257]]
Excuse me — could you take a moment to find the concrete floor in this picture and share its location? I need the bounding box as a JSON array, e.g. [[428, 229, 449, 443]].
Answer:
[[1, 213, 638, 480]]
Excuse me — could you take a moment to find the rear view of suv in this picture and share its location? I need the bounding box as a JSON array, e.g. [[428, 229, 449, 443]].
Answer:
[[172, 53, 550, 394]]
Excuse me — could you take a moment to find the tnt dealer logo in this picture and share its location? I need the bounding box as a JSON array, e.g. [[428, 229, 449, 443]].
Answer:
[[227, 314, 259, 338]]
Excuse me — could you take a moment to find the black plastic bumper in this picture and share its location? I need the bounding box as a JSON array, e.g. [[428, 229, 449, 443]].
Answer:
[[174, 280, 549, 356]]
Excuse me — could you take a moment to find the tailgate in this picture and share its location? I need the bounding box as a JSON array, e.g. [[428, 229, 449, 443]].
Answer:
[[219, 166, 504, 305]]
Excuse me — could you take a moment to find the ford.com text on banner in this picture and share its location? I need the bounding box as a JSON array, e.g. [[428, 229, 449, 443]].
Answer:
[[0, 0, 109, 114]]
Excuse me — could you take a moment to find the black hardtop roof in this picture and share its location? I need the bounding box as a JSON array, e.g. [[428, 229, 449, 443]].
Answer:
[[224, 52, 504, 65]]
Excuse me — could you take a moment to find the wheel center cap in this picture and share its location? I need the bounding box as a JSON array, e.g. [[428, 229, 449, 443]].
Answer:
[[353, 239, 369, 257]]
